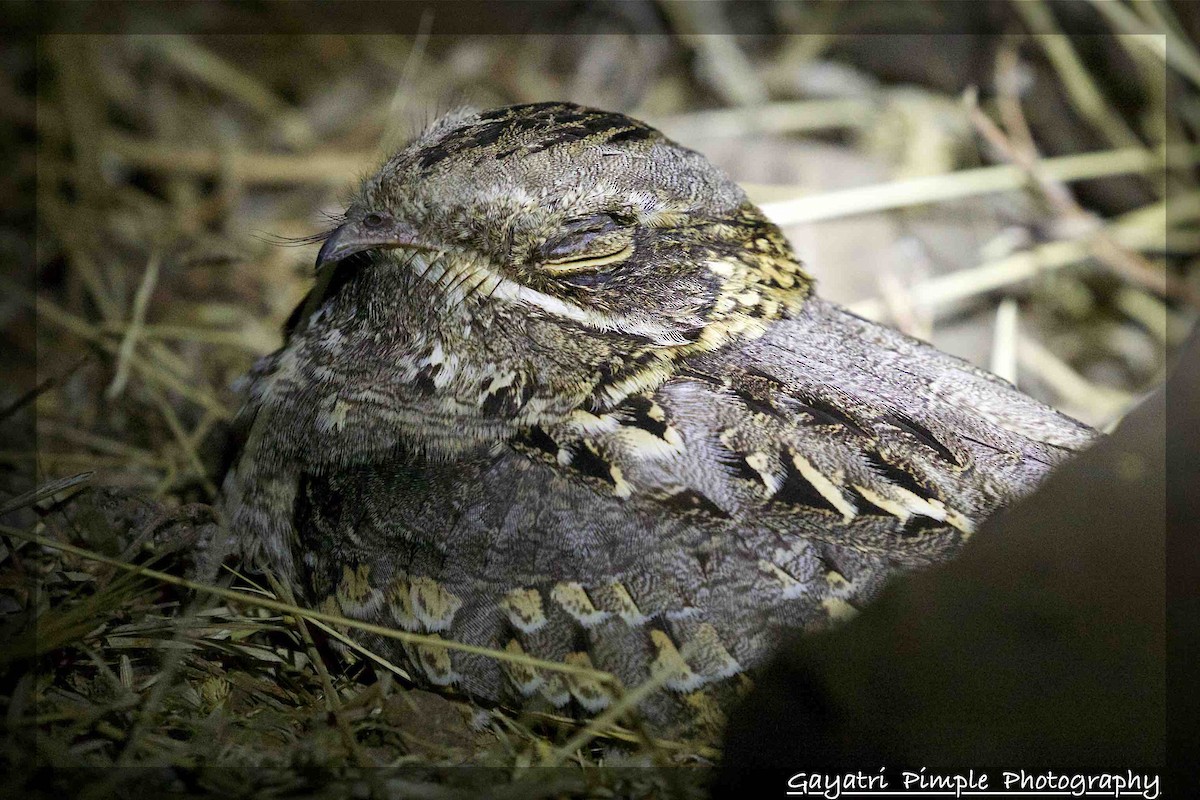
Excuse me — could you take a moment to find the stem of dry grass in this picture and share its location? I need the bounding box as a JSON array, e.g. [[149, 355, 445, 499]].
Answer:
[[756, 144, 1196, 224], [968, 87, 1192, 304], [1087, 0, 1200, 90], [107, 252, 161, 401], [2, 279, 232, 419], [5, 527, 622, 686], [656, 98, 874, 138], [132, 35, 315, 149], [1012, 1, 1144, 148], [990, 298, 1020, 384], [850, 194, 1195, 320]]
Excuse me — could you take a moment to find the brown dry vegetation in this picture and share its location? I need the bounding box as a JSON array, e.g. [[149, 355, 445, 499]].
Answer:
[[3, 2, 1197, 797]]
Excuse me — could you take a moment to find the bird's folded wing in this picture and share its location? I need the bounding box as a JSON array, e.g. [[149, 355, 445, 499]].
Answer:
[[513, 297, 1097, 563]]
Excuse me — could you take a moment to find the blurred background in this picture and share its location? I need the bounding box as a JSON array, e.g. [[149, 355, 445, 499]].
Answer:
[[2, 0, 1197, 792]]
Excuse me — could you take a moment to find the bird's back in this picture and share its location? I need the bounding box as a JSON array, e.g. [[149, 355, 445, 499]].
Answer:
[[287, 294, 1094, 736]]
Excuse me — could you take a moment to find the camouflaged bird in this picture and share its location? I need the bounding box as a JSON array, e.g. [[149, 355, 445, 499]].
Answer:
[[221, 102, 1096, 736]]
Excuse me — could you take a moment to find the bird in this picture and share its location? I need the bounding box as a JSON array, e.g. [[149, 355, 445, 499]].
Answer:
[[220, 101, 1096, 738]]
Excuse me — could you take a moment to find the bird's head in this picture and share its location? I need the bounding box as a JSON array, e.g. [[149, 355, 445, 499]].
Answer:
[[270, 103, 811, 455]]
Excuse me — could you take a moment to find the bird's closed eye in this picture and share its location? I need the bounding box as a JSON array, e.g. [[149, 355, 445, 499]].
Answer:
[[539, 213, 634, 276]]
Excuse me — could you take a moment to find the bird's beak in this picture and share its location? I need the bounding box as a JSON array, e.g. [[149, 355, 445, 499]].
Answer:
[[315, 215, 433, 269]]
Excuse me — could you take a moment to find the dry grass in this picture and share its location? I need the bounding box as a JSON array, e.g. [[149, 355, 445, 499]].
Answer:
[[3, 3, 1197, 796]]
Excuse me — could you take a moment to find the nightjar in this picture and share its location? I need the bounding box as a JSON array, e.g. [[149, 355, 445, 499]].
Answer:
[[222, 102, 1095, 735]]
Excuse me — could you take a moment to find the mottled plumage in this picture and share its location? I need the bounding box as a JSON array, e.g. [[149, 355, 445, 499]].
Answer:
[[221, 102, 1095, 736]]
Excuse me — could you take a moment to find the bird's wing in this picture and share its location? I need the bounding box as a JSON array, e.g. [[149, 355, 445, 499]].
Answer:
[[514, 297, 1097, 564]]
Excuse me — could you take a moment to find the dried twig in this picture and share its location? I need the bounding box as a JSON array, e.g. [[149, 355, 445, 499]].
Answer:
[[377, 9, 435, 158], [968, 85, 1195, 305], [132, 35, 315, 149], [2, 279, 232, 419], [0, 472, 94, 516], [107, 252, 161, 400], [655, 98, 874, 139], [102, 132, 371, 185], [145, 385, 218, 499], [5, 527, 622, 686], [850, 195, 1192, 321], [1017, 333, 1136, 423], [1012, 1, 1144, 148], [659, 1, 768, 106], [990, 298, 1020, 385], [0, 354, 91, 424], [1086, 0, 1200, 90], [757, 144, 1196, 225]]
